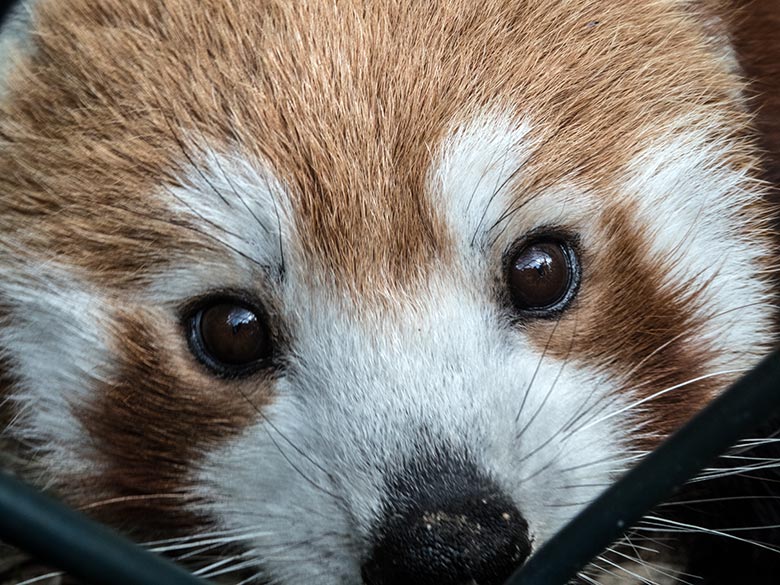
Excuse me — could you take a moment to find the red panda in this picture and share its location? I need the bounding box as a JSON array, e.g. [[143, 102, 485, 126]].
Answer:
[[0, 1, 778, 584]]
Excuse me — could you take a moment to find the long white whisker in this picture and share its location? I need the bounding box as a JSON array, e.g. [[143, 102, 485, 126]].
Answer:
[[693, 460, 780, 482], [143, 526, 263, 547], [606, 545, 698, 585], [595, 553, 664, 585], [572, 368, 745, 435], [200, 558, 263, 579], [639, 516, 780, 554], [13, 572, 64, 585], [150, 531, 272, 554]]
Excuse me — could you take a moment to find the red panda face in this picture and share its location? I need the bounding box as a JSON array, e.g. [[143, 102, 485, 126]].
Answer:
[[0, 1, 776, 584]]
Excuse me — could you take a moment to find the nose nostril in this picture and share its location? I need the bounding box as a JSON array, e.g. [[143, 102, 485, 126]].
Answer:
[[361, 492, 531, 585]]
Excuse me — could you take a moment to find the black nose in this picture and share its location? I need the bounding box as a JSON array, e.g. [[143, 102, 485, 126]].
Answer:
[[361, 461, 531, 585]]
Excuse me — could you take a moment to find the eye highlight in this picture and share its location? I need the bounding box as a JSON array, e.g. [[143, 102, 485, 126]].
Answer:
[[187, 298, 274, 376], [506, 237, 580, 316]]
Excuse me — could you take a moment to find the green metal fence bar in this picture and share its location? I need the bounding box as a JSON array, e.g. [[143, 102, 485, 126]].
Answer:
[[505, 348, 780, 585], [0, 470, 210, 585]]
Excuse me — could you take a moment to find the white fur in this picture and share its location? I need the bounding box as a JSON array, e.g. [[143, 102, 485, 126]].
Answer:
[[620, 126, 774, 375], [431, 112, 536, 252], [0, 256, 109, 481], [196, 277, 630, 584], [145, 146, 294, 306]]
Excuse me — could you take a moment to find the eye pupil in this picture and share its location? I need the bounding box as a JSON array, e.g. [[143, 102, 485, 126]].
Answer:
[[508, 240, 576, 313], [196, 302, 271, 369]]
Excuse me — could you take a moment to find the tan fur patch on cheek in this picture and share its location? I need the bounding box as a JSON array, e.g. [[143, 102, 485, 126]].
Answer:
[[73, 310, 274, 535], [526, 205, 717, 445]]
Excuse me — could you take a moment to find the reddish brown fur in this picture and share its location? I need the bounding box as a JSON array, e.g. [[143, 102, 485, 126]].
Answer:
[[732, 0, 780, 335], [733, 0, 780, 190], [0, 0, 758, 291], [76, 309, 274, 532]]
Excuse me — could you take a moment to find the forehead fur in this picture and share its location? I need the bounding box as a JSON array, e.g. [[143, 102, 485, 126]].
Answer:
[[0, 0, 758, 295]]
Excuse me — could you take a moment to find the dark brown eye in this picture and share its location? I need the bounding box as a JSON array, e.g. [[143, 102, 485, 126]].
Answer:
[[507, 238, 579, 315], [188, 300, 273, 375]]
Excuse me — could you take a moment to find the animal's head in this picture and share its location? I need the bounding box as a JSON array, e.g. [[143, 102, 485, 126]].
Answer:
[[0, 1, 776, 583]]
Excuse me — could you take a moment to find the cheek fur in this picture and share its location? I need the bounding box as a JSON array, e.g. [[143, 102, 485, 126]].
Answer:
[[524, 204, 717, 445], [73, 309, 274, 534]]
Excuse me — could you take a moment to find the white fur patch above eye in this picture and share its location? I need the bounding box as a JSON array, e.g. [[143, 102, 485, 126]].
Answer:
[[169, 147, 292, 267], [428, 112, 601, 267], [147, 147, 294, 304], [429, 112, 536, 252]]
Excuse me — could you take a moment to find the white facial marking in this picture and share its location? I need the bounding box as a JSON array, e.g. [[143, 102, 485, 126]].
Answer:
[[196, 279, 630, 585], [431, 112, 536, 251], [430, 111, 602, 272], [620, 125, 774, 373], [0, 257, 109, 479], [146, 147, 294, 305]]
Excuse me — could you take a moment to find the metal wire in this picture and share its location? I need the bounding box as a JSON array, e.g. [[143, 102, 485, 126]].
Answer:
[[0, 470, 210, 585], [504, 348, 780, 585]]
